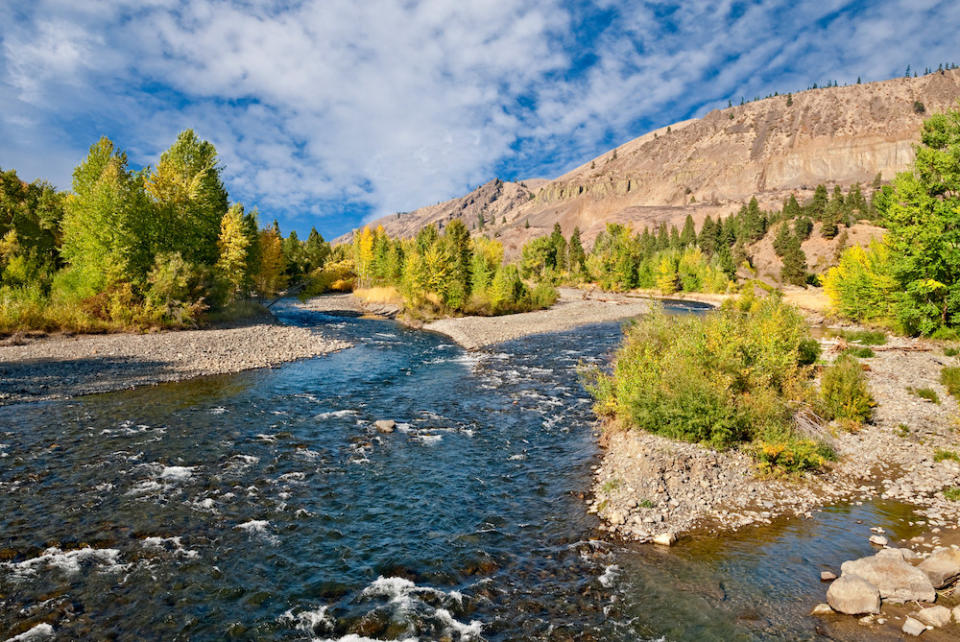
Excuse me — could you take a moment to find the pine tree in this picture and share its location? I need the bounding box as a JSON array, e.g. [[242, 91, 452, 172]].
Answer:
[[810, 184, 829, 220], [698, 216, 718, 255], [304, 227, 330, 272], [680, 214, 696, 246], [780, 235, 807, 286], [568, 227, 586, 272], [773, 222, 793, 257], [821, 199, 841, 239]]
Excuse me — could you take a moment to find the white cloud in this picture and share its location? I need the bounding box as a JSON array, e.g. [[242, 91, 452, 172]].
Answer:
[[0, 0, 958, 236]]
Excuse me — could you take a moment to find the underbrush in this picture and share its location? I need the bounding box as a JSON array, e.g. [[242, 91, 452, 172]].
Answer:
[[941, 366, 960, 399], [820, 355, 876, 425], [583, 292, 836, 474]]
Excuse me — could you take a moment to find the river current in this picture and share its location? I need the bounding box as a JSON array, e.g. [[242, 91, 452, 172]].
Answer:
[[0, 302, 921, 640]]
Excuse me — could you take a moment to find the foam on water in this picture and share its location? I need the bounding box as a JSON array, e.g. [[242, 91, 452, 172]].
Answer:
[[160, 466, 195, 481], [314, 409, 358, 420], [3, 547, 124, 578], [357, 576, 481, 639], [141, 536, 199, 559], [4, 622, 55, 641], [235, 520, 277, 543], [279, 604, 334, 636], [599, 564, 619, 588]]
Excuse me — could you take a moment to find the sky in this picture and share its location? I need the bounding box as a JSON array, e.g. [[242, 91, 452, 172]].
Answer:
[[1, 1, 958, 239]]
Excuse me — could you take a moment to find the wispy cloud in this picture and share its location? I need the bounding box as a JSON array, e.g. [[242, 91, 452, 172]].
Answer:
[[1, 1, 957, 237]]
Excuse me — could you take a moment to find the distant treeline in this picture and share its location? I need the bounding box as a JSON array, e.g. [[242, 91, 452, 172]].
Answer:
[[520, 180, 878, 293]]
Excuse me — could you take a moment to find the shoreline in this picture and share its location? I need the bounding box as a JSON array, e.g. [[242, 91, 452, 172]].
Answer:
[[0, 315, 351, 406], [423, 287, 655, 350], [590, 332, 960, 544]]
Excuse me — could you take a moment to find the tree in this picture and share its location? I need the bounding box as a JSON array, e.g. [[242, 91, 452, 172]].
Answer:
[[282, 230, 305, 279], [780, 235, 807, 286], [145, 129, 228, 266], [568, 227, 586, 273], [881, 104, 960, 333], [809, 184, 828, 220], [444, 219, 472, 307], [253, 227, 287, 297], [304, 227, 330, 272], [773, 222, 793, 257], [549, 223, 567, 272], [216, 203, 253, 299], [680, 214, 696, 246], [698, 216, 718, 255], [353, 226, 376, 288], [821, 199, 841, 239], [61, 137, 154, 287]]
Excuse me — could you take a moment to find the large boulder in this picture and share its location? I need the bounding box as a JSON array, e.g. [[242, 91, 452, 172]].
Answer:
[[841, 553, 936, 603], [826, 574, 881, 615], [917, 548, 960, 589], [374, 420, 396, 433]]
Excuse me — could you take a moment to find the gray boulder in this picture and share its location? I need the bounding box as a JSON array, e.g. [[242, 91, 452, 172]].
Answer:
[[841, 553, 936, 603], [826, 574, 881, 615], [917, 547, 960, 589]]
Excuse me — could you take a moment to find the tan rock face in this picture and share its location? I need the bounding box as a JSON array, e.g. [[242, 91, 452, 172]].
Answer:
[[343, 70, 960, 258]]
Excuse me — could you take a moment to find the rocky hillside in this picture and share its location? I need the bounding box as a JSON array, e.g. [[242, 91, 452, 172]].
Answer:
[[341, 69, 960, 256]]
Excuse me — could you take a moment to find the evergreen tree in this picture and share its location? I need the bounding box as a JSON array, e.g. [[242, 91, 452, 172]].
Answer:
[[780, 235, 807, 286], [821, 199, 841, 239], [303, 227, 330, 272], [680, 214, 696, 246], [698, 216, 718, 256], [282, 230, 305, 279], [810, 184, 828, 220], [444, 219, 473, 305], [773, 222, 793, 257], [568, 227, 586, 272]]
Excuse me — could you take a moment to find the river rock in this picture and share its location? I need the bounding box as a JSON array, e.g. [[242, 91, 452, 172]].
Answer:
[[826, 574, 881, 615], [869, 534, 888, 546], [915, 605, 952, 628], [917, 547, 960, 588], [374, 420, 396, 433], [653, 532, 677, 546], [840, 553, 936, 603], [820, 571, 837, 581], [810, 603, 834, 616], [902, 617, 928, 636], [953, 605, 960, 623]]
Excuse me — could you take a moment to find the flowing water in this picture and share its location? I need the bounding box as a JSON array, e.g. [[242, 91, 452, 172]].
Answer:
[[0, 302, 923, 641]]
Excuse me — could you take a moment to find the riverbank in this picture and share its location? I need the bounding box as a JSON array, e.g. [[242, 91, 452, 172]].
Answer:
[[424, 287, 655, 349], [591, 332, 960, 544], [0, 315, 351, 406]]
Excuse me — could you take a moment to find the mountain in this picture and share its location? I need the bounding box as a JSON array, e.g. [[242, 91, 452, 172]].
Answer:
[[338, 69, 960, 256]]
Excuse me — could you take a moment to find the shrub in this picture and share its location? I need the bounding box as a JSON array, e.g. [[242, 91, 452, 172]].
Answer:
[[822, 242, 897, 325], [944, 487, 960, 501], [820, 355, 875, 425], [941, 366, 960, 398], [934, 449, 960, 462], [844, 346, 875, 358], [754, 435, 835, 476], [944, 347, 959, 357], [908, 386, 940, 404], [528, 282, 559, 310], [584, 293, 830, 472], [844, 329, 887, 345]]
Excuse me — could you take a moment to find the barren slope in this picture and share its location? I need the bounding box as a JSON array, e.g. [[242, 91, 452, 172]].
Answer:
[[340, 70, 960, 255]]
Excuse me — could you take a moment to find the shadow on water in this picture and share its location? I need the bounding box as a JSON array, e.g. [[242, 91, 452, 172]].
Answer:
[[0, 302, 930, 640]]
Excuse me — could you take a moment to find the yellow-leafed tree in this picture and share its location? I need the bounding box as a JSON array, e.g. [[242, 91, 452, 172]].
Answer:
[[254, 227, 287, 298]]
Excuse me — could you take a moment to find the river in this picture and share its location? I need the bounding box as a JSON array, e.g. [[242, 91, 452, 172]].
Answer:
[[0, 302, 922, 640]]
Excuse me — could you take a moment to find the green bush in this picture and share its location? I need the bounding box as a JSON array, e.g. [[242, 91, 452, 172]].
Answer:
[[527, 282, 559, 310], [944, 347, 959, 357], [941, 366, 960, 398], [820, 355, 875, 425], [584, 293, 830, 472], [844, 346, 875, 358], [843, 329, 887, 345], [908, 386, 940, 404], [944, 487, 960, 501], [934, 449, 960, 463]]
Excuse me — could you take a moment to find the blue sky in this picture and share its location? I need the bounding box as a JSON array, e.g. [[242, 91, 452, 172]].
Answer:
[[1, 0, 958, 239]]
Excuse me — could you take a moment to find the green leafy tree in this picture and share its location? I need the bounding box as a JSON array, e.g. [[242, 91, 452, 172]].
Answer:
[[61, 137, 154, 288], [145, 129, 228, 265], [881, 104, 960, 333]]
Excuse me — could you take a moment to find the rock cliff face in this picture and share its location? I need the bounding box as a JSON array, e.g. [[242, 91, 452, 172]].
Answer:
[[340, 69, 960, 255]]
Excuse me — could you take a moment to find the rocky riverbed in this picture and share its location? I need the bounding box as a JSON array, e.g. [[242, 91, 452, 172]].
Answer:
[[0, 316, 350, 405], [424, 287, 658, 349], [591, 332, 960, 546]]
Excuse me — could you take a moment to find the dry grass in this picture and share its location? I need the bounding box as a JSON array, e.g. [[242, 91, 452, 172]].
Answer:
[[781, 287, 831, 313], [353, 286, 405, 306]]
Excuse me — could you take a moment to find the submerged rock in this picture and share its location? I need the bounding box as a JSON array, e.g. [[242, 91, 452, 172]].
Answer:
[[810, 603, 834, 616], [826, 574, 881, 615], [840, 553, 936, 603], [917, 547, 960, 588], [652, 532, 677, 546]]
